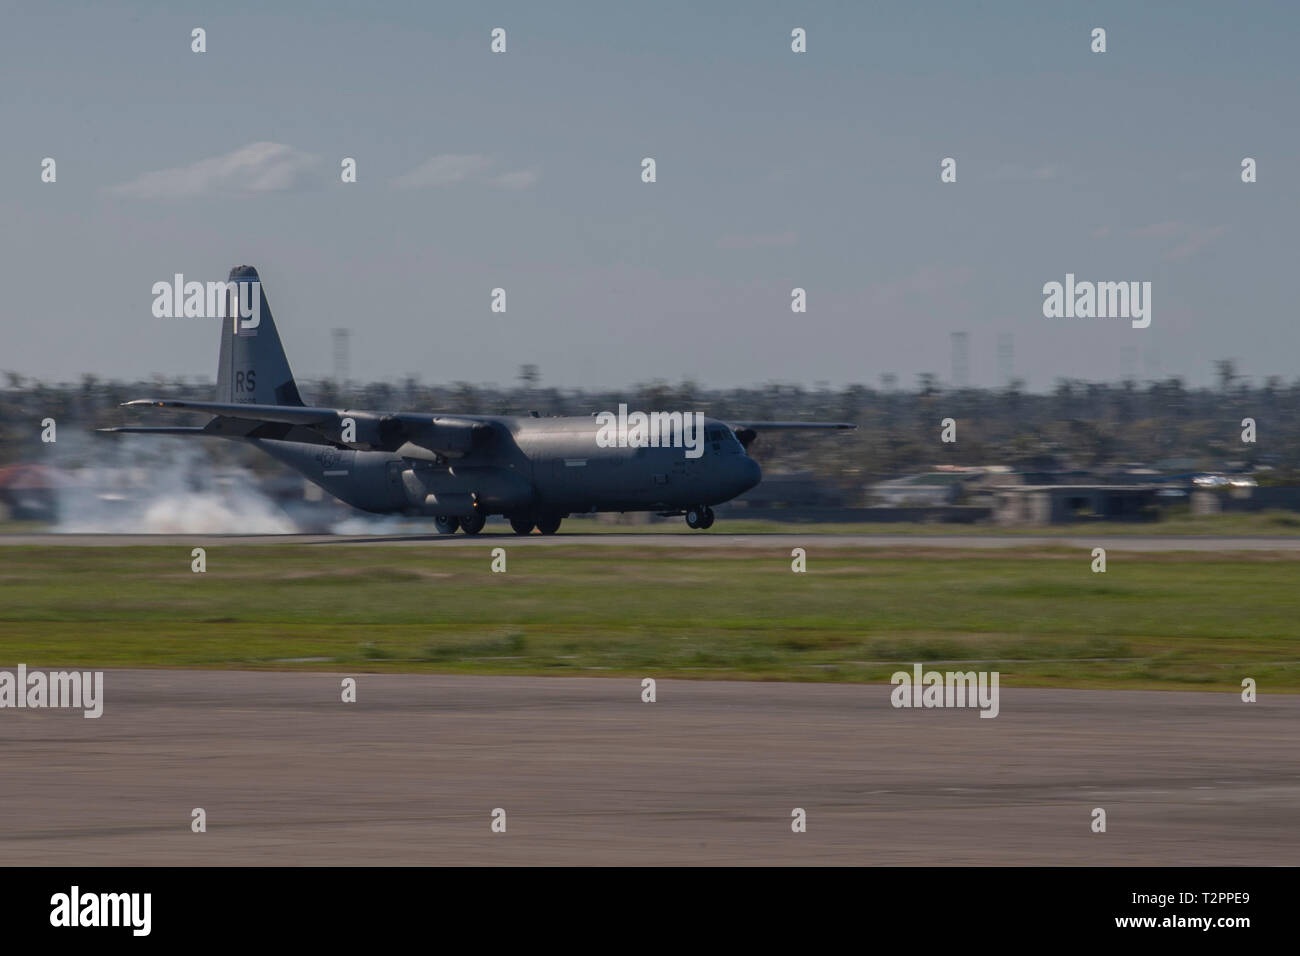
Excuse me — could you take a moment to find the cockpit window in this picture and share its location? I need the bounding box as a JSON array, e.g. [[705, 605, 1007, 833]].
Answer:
[[704, 426, 740, 452]]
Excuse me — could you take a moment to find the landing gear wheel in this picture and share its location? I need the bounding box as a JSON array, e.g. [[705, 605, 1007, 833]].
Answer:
[[536, 514, 562, 535], [459, 511, 486, 535], [685, 507, 703, 529], [434, 515, 459, 535], [509, 516, 535, 535], [699, 506, 715, 530]]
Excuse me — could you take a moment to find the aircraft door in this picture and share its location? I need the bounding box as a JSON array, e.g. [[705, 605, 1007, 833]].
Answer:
[[552, 456, 588, 507]]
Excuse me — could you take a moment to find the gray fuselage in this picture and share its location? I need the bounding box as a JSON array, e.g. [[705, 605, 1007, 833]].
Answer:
[[252, 413, 762, 520]]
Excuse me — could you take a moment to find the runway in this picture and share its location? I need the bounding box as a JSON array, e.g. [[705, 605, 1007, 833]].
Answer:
[[6, 532, 1300, 550], [1, 670, 1295, 865]]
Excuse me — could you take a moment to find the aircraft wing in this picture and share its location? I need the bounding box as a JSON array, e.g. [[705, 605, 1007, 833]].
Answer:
[[115, 399, 489, 458], [726, 420, 856, 449], [727, 421, 857, 430]]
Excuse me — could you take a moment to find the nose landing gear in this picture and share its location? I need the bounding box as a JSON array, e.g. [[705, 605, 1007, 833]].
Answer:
[[685, 505, 714, 530]]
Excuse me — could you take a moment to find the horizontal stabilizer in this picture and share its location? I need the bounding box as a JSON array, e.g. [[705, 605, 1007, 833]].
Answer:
[[97, 426, 214, 436], [121, 399, 336, 425]]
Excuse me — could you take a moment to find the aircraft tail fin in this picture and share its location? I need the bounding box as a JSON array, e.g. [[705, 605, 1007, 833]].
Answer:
[[214, 265, 305, 407]]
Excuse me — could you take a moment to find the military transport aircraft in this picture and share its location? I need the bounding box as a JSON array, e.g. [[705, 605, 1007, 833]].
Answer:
[[102, 266, 854, 534]]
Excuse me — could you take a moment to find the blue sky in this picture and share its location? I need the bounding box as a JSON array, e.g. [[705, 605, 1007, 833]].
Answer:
[[4, 0, 1297, 390]]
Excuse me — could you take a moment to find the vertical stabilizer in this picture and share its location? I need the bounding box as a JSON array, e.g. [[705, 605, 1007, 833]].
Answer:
[[214, 265, 304, 406]]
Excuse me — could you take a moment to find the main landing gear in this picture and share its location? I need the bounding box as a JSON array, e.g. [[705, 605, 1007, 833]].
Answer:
[[685, 505, 714, 530], [436, 512, 486, 535], [508, 514, 563, 535]]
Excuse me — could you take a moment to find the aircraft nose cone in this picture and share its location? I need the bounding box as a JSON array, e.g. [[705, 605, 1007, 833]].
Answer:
[[737, 456, 761, 493]]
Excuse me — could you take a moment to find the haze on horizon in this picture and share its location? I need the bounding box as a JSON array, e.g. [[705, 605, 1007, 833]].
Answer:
[[3, 0, 1297, 393]]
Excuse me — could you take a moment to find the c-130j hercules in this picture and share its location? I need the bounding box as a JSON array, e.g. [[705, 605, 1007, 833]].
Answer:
[[104, 267, 854, 535]]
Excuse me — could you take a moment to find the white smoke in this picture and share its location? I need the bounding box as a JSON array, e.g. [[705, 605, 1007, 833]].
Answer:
[[54, 436, 299, 534], [330, 514, 419, 535]]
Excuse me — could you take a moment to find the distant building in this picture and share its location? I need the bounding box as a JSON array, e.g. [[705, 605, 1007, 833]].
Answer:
[[993, 484, 1160, 525], [1192, 485, 1300, 515], [870, 467, 1006, 508], [871, 474, 963, 507], [736, 471, 843, 509]]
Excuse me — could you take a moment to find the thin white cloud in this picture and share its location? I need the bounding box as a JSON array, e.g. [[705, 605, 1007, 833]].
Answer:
[[393, 153, 492, 188], [108, 142, 322, 198], [1165, 224, 1228, 261], [994, 162, 1062, 182], [393, 154, 539, 190], [487, 168, 540, 190], [867, 265, 976, 306], [1133, 221, 1184, 240], [1133, 221, 1228, 260], [716, 231, 799, 250]]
